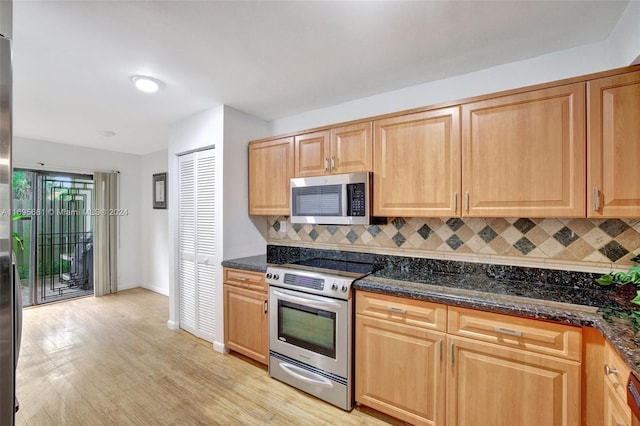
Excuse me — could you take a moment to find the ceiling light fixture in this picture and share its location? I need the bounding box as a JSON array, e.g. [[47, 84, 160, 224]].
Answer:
[[130, 75, 162, 93]]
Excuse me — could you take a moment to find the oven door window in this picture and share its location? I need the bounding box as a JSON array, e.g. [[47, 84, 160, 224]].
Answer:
[[277, 300, 336, 359]]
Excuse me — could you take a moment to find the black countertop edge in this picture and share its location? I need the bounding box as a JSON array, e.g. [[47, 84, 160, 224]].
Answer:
[[354, 276, 640, 377], [221, 255, 267, 273]]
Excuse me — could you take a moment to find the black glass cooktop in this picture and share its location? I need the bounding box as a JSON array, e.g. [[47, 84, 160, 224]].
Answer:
[[292, 258, 380, 275]]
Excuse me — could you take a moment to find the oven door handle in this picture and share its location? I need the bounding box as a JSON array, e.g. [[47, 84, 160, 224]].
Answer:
[[272, 289, 342, 310], [279, 362, 334, 388]]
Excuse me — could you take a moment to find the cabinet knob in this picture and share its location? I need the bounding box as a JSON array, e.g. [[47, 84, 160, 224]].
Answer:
[[604, 364, 619, 375]]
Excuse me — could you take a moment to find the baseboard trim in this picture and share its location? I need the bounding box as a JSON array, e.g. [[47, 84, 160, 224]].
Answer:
[[142, 284, 169, 296], [213, 341, 228, 354], [166, 320, 179, 331]]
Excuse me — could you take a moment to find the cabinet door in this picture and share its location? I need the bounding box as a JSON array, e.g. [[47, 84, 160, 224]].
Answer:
[[447, 335, 580, 426], [330, 122, 372, 174], [588, 71, 640, 218], [373, 107, 461, 217], [604, 379, 633, 426], [462, 83, 586, 217], [249, 137, 293, 215], [355, 315, 445, 426], [295, 130, 330, 177], [223, 285, 268, 365]]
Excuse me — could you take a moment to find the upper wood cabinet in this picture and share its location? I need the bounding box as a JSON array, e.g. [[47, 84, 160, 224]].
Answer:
[[588, 70, 640, 218], [373, 107, 461, 217], [248, 137, 293, 215], [294, 122, 372, 177], [462, 83, 586, 217]]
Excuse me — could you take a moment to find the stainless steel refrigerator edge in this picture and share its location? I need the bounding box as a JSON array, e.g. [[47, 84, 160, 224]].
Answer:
[[0, 0, 15, 423]]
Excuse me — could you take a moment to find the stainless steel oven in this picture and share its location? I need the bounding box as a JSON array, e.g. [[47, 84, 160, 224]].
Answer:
[[266, 259, 377, 411]]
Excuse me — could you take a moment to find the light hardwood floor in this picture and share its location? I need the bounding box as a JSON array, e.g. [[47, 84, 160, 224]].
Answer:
[[16, 288, 401, 425]]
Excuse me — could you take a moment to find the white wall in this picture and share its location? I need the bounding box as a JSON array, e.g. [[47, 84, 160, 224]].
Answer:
[[166, 106, 268, 353], [269, 41, 617, 136], [140, 149, 169, 296], [222, 106, 269, 260], [607, 0, 640, 66], [268, 0, 640, 138], [13, 136, 142, 290]]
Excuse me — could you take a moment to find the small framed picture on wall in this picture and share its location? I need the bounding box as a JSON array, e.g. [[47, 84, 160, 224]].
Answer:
[[153, 172, 167, 209]]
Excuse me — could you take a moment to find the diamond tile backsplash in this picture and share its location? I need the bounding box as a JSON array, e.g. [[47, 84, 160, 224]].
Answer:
[[266, 217, 640, 271]]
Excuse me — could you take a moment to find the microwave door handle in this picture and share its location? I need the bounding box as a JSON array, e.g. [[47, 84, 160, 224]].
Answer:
[[343, 184, 349, 216], [272, 289, 342, 310]]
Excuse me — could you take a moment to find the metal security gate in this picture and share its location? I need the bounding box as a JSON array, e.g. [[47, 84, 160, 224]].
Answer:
[[35, 173, 94, 304]]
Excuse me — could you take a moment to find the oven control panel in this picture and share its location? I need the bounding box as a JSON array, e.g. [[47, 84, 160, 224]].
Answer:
[[265, 266, 354, 300]]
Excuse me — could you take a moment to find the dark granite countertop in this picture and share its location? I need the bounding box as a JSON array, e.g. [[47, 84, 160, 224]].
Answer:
[[223, 247, 640, 378], [221, 254, 267, 273]]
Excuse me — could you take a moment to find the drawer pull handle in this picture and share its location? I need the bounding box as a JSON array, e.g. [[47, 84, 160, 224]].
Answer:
[[604, 364, 619, 375], [494, 327, 522, 337], [236, 277, 249, 281], [593, 187, 600, 211], [387, 306, 407, 314], [438, 339, 443, 362]]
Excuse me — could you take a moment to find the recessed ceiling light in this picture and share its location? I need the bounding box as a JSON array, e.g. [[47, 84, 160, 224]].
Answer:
[[101, 130, 116, 137], [130, 75, 162, 93]]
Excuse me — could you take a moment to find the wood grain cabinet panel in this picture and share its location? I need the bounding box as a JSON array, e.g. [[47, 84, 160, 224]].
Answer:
[[356, 290, 446, 331], [355, 291, 583, 426], [248, 137, 293, 215], [448, 306, 581, 361], [330, 122, 372, 174], [604, 378, 633, 426], [295, 123, 372, 177], [462, 83, 586, 217], [223, 268, 267, 292], [295, 130, 330, 177], [588, 70, 640, 218], [356, 307, 445, 425], [373, 107, 461, 217], [447, 335, 580, 426], [223, 268, 268, 365]]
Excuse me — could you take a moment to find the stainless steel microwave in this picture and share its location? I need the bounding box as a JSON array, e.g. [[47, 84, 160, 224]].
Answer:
[[290, 172, 372, 225]]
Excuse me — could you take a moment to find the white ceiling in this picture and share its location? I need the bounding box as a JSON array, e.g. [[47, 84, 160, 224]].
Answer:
[[13, 0, 630, 155]]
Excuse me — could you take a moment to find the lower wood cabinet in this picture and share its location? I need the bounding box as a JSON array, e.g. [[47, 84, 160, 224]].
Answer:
[[447, 335, 580, 426], [355, 291, 582, 426], [603, 341, 633, 426], [223, 268, 268, 365], [356, 315, 446, 426]]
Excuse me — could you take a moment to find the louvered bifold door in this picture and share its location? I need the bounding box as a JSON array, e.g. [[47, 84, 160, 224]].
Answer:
[[178, 149, 217, 343], [194, 149, 216, 342], [178, 154, 197, 335]]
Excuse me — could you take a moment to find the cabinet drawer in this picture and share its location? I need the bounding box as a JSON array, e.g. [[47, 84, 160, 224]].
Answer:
[[356, 291, 447, 332], [448, 307, 581, 361], [604, 341, 632, 404], [223, 268, 266, 292]]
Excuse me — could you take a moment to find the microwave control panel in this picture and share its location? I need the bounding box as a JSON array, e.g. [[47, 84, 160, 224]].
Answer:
[[347, 183, 366, 216]]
